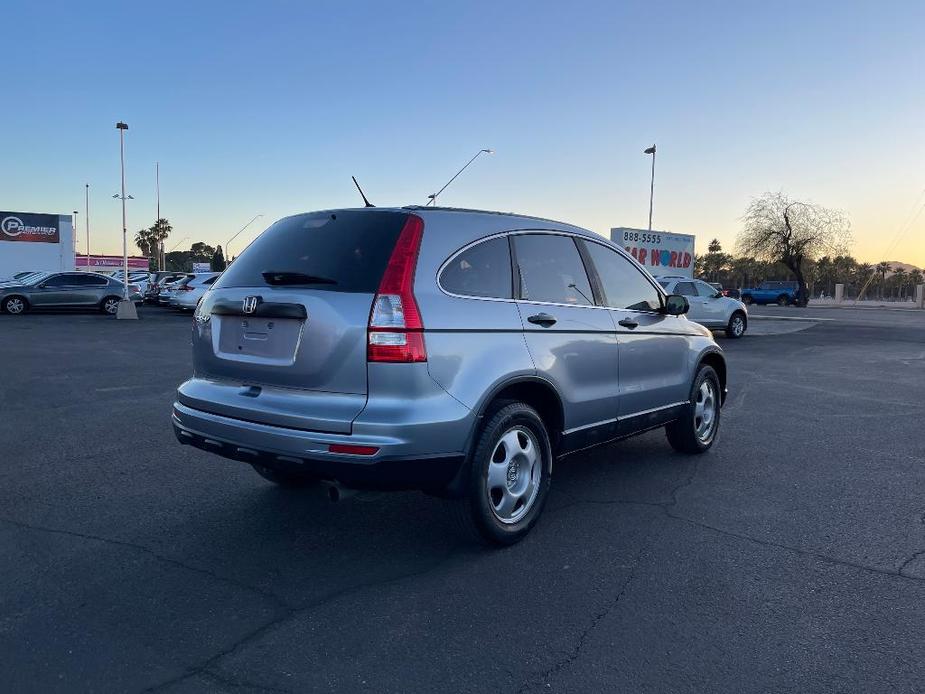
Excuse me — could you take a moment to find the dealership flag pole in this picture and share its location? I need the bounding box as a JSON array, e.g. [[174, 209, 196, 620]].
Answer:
[[115, 122, 137, 319]]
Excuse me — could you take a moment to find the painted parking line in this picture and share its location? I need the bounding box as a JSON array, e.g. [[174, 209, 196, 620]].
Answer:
[[749, 315, 836, 322]]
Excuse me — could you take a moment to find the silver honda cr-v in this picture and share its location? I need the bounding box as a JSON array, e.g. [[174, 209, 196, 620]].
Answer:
[[173, 208, 727, 544]]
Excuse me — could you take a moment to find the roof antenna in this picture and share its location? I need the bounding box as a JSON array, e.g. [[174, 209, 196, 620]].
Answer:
[[351, 176, 375, 207]]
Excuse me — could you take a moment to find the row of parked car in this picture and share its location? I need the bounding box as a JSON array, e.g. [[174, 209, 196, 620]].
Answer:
[[0, 268, 221, 314], [144, 271, 221, 310]]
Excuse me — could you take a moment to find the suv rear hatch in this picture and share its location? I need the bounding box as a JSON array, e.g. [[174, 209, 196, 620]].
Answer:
[[184, 210, 414, 433]]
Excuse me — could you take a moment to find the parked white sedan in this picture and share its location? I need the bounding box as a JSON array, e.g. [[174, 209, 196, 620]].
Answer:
[[657, 276, 748, 338]]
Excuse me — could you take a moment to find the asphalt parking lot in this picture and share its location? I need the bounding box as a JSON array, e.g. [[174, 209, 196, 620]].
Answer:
[[2, 307, 924, 692]]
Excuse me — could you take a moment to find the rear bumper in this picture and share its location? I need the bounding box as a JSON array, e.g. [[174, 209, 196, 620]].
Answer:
[[172, 402, 466, 490]]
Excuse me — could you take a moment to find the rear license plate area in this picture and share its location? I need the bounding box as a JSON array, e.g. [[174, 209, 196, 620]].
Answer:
[[215, 316, 304, 365]]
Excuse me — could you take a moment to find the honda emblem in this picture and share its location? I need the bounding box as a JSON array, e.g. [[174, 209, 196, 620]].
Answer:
[[242, 296, 259, 314]]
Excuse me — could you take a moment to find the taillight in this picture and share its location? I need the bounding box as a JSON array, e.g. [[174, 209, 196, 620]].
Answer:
[[368, 214, 426, 363], [128, 284, 140, 293], [179, 284, 194, 291]]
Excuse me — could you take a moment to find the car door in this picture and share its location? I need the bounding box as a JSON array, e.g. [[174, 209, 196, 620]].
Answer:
[[692, 280, 726, 326], [577, 239, 693, 432], [30, 273, 74, 306], [673, 280, 703, 322], [512, 232, 620, 448]]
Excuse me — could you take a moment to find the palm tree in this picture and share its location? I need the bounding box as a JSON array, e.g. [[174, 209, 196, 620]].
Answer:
[[893, 267, 907, 300], [134, 228, 156, 257], [875, 262, 891, 299], [708, 238, 722, 254]]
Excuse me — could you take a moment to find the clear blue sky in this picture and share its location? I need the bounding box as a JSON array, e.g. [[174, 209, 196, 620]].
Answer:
[[3, 0, 923, 264]]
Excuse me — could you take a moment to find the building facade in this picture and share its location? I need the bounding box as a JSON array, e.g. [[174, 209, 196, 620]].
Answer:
[[0, 211, 75, 279]]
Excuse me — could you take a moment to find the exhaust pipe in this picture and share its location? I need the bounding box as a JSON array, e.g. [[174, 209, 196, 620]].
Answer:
[[321, 480, 358, 502]]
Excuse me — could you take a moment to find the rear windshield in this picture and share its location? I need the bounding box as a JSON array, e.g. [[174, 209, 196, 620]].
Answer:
[[215, 210, 409, 292]]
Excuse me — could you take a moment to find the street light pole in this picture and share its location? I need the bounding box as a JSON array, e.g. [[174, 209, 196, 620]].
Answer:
[[225, 214, 263, 269], [114, 121, 137, 319], [85, 184, 90, 270], [644, 144, 656, 231], [72, 211, 78, 268], [426, 148, 494, 206]]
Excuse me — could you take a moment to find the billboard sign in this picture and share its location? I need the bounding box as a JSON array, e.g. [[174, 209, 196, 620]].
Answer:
[[192, 262, 211, 273], [76, 255, 150, 270], [611, 227, 695, 278], [0, 211, 60, 244]]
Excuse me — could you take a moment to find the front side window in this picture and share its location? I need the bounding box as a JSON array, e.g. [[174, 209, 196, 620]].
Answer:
[[41, 274, 72, 287], [674, 281, 697, 296], [513, 234, 594, 306], [580, 240, 662, 312], [440, 236, 512, 299]]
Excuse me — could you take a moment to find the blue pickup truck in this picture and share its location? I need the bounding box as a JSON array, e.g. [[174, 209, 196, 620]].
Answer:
[[740, 281, 799, 306]]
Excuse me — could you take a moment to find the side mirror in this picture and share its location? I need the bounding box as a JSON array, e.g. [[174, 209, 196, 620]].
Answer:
[[664, 294, 689, 316]]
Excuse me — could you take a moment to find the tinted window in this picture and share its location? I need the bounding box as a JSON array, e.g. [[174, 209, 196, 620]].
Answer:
[[513, 234, 593, 306], [674, 281, 697, 296], [216, 210, 409, 292], [581, 241, 662, 311], [203, 276, 218, 286], [42, 274, 76, 287], [440, 236, 512, 299]]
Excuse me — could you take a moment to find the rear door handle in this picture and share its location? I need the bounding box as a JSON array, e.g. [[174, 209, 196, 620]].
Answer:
[[527, 313, 557, 327], [618, 317, 639, 329]]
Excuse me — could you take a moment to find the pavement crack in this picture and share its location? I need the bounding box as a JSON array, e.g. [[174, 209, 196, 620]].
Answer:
[[0, 515, 291, 609], [143, 545, 466, 693], [514, 547, 645, 693], [663, 511, 925, 584]]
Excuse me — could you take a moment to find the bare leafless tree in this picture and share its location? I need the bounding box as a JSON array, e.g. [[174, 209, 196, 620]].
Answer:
[[736, 192, 851, 306]]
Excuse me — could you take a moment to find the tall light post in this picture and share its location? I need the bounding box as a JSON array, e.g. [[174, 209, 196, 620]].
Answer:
[[72, 211, 79, 268], [225, 214, 263, 269], [85, 184, 90, 270], [113, 121, 137, 319], [426, 148, 494, 206], [644, 144, 656, 231]]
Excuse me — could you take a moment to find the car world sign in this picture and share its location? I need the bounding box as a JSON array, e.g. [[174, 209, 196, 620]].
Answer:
[[0, 211, 60, 243], [610, 227, 695, 278]]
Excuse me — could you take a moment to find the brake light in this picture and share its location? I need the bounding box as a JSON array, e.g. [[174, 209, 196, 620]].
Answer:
[[368, 214, 426, 362]]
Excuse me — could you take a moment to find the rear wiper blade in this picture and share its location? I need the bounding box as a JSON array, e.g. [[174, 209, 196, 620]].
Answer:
[[262, 271, 338, 286]]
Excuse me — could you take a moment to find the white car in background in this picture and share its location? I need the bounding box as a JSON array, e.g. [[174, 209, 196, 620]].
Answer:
[[657, 276, 748, 338], [169, 272, 220, 310]]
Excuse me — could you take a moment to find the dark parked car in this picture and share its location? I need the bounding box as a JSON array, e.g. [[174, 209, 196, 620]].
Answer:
[[173, 207, 728, 544], [0, 272, 142, 315]]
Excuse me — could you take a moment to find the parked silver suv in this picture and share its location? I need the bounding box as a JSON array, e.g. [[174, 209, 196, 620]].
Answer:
[[173, 208, 727, 544]]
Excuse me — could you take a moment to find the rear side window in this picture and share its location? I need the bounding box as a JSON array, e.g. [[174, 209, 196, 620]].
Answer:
[[513, 234, 593, 306], [215, 210, 409, 292], [580, 240, 662, 312], [674, 281, 697, 296], [440, 236, 512, 299], [203, 276, 218, 286]]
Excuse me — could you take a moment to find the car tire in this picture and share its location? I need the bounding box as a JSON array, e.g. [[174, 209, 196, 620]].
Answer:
[[725, 311, 747, 338], [100, 296, 122, 314], [251, 463, 318, 488], [453, 400, 552, 546], [666, 364, 721, 454], [2, 295, 28, 315], [777, 294, 789, 307], [741, 295, 753, 306]]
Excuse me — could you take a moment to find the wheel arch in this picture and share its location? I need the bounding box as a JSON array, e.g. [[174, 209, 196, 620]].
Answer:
[[474, 376, 565, 452], [698, 350, 727, 405], [2, 294, 30, 312]]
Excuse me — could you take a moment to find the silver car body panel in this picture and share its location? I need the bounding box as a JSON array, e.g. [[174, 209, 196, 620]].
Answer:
[[173, 207, 725, 487]]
